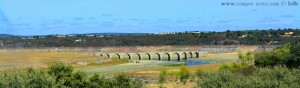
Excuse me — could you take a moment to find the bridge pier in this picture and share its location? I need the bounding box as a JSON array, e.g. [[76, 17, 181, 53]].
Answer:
[[189, 52, 193, 58], [183, 52, 187, 60], [106, 54, 110, 59], [156, 53, 161, 60], [165, 53, 171, 61], [195, 52, 199, 58], [116, 53, 121, 59], [175, 52, 180, 61], [136, 53, 141, 60]]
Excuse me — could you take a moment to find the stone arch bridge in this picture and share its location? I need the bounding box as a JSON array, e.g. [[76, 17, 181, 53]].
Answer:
[[94, 51, 200, 61]]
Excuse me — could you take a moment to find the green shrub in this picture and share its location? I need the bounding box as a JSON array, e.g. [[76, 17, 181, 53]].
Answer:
[[195, 68, 205, 78], [159, 68, 167, 84], [0, 68, 56, 88], [197, 66, 300, 88], [179, 66, 190, 84], [25, 68, 56, 88], [254, 43, 300, 68], [88, 74, 108, 88], [219, 63, 246, 73], [0, 62, 144, 88]]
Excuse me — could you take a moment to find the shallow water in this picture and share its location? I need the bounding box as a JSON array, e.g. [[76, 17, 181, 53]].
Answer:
[[185, 60, 210, 66], [161, 59, 211, 66]]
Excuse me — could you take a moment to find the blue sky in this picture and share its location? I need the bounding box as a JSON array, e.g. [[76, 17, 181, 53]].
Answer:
[[0, 0, 300, 35]]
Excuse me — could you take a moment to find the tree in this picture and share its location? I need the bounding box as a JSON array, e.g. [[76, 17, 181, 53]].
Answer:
[[159, 68, 167, 87], [179, 66, 190, 84], [70, 71, 88, 88], [25, 68, 56, 88], [246, 51, 254, 65], [226, 30, 232, 38], [0, 63, 144, 88], [237, 51, 247, 65], [196, 68, 205, 78], [47, 62, 73, 87], [114, 73, 131, 88], [286, 43, 300, 67], [255, 43, 294, 67]]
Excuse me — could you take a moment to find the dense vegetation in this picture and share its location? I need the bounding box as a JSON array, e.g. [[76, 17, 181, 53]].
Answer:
[[198, 66, 300, 88], [158, 65, 300, 88], [1, 29, 300, 48], [255, 43, 300, 68], [196, 43, 300, 88], [0, 63, 144, 88]]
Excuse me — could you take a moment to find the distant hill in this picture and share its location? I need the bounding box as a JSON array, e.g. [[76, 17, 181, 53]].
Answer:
[[0, 29, 300, 48], [2, 33, 151, 38], [81, 33, 150, 35], [0, 34, 16, 38]]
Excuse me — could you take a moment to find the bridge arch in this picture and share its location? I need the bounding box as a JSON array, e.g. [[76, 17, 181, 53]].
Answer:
[[163, 53, 171, 61], [183, 52, 187, 60], [136, 53, 142, 60], [106, 54, 110, 59], [99, 54, 105, 59], [116, 53, 121, 59], [174, 52, 181, 61], [127, 53, 131, 59], [194, 52, 199, 58], [146, 53, 151, 60], [156, 53, 161, 60], [189, 52, 193, 58]]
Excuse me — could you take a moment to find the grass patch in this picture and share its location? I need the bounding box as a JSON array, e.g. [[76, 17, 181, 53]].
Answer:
[[197, 53, 238, 62], [79, 59, 128, 67], [159, 62, 186, 67], [0, 52, 99, 71]]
